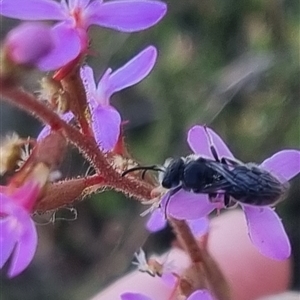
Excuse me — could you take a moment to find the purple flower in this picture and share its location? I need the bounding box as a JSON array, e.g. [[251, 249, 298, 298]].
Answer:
[[81, 45, 157, 151], [121, 289, 214, 300], [163, 125, 300, 260], [0, 182, 40, 277], [0, 0, 167, 70]]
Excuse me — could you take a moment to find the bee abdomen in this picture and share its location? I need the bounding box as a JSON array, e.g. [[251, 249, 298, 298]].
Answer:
[[228, 165, 287, 206]]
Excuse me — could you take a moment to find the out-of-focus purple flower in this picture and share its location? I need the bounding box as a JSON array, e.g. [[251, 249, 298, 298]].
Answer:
[[0, 182, 40, 277], [0, 0, 167, 70], [3, 22, 55, 67], [163, 125, 300, 260], [81, 45, 157, 151], [188, 290, 214, 300], [120, 289, 214, 300], [146, 202, 209, 237], [121, 294, 151, 300]]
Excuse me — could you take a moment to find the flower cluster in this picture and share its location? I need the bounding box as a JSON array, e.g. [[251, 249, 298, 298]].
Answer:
[[1, 1, 299, 300], [0, 163, 50, 277], [0, 183, 39, 277], [80, 45, 157, 151], [0, 0, 166, 70], [0, 0, 166, 279], [150, 125, 300, 260]]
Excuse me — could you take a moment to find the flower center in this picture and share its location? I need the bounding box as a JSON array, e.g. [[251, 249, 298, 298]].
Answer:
[[70, 7, 85, 29]]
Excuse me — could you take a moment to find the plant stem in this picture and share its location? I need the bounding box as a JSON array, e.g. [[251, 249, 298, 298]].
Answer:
[[1, 86, 152, 206]]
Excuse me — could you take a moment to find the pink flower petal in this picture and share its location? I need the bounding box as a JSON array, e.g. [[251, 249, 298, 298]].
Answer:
[[92, 106, 121, 151], [8, 211, 38, 277], [187, 125, 234, 159], [106, 46, 157, 97], [37, 112, 74, 141], [208, 127, 234, 159], [164, 189, 216, 220], [96, 68, 112, 106], [87, 0, 167, 32], [242, 205, 291, 260], [68, 0, 91, 10], [81, 65, 97, 108], [161, 272, 177, 288], [0, 0, 65, 20], [10, 181, 40, 209], [37, 126, 51, 142], [0, 194, 15, 215], [146, 209, 167, 232], [188, 290, 214, 300], [188, 125, 214, 158], [121, 293, 152, 300], [37, 23, 81, 71], [187, 217, 209, 237], [260, 150, 300, 183], [5, 23, 55, 66], [0, 218, 18, 269]]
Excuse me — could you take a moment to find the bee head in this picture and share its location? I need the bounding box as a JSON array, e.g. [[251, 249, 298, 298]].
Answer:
[[161, 158, 184, 189]]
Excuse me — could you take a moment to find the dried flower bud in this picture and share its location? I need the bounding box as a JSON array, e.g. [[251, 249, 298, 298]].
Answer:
[[34, 132, 67, 170], [40, 77, 71, 114], [0, 133, 22, 175], [133, 248, 174, 278]]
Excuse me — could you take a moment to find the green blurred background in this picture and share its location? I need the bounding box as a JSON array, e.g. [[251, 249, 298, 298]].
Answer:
[[0, 0, 299, 299]]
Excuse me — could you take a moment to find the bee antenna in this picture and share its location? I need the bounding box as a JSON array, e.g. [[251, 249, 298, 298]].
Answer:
[[122, 165, 164, 177]]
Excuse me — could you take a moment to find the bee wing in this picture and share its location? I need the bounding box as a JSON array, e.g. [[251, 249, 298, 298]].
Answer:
[[198, 179, 233, 193], [197, 161, 239, 193], [208, 161, 287, 205], [207, 161, 238, 183]]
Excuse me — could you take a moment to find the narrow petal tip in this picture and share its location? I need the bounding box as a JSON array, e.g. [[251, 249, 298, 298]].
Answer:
[[261, 149, 300, 183], [107, 45, 158, 97], [89, 0, 167, 33], [243, 206, 291, 260]]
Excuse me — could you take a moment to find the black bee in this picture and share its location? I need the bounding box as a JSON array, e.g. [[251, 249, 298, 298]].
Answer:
[[122, 140, 288, 208], [203, 157, 288, 206]]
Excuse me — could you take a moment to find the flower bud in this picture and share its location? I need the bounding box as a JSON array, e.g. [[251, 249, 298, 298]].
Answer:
[[34, 132, 67, 170], [2, 22, 55, 67]]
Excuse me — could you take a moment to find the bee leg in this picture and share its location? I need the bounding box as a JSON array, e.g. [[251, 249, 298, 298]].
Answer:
[[204, 126, 222, 162], [222, 157, 241, 167], [224, 193, 230, 207], [208, 192, 217, 201], [208, 192, 224, 204], [223, 194, 239, 209]]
